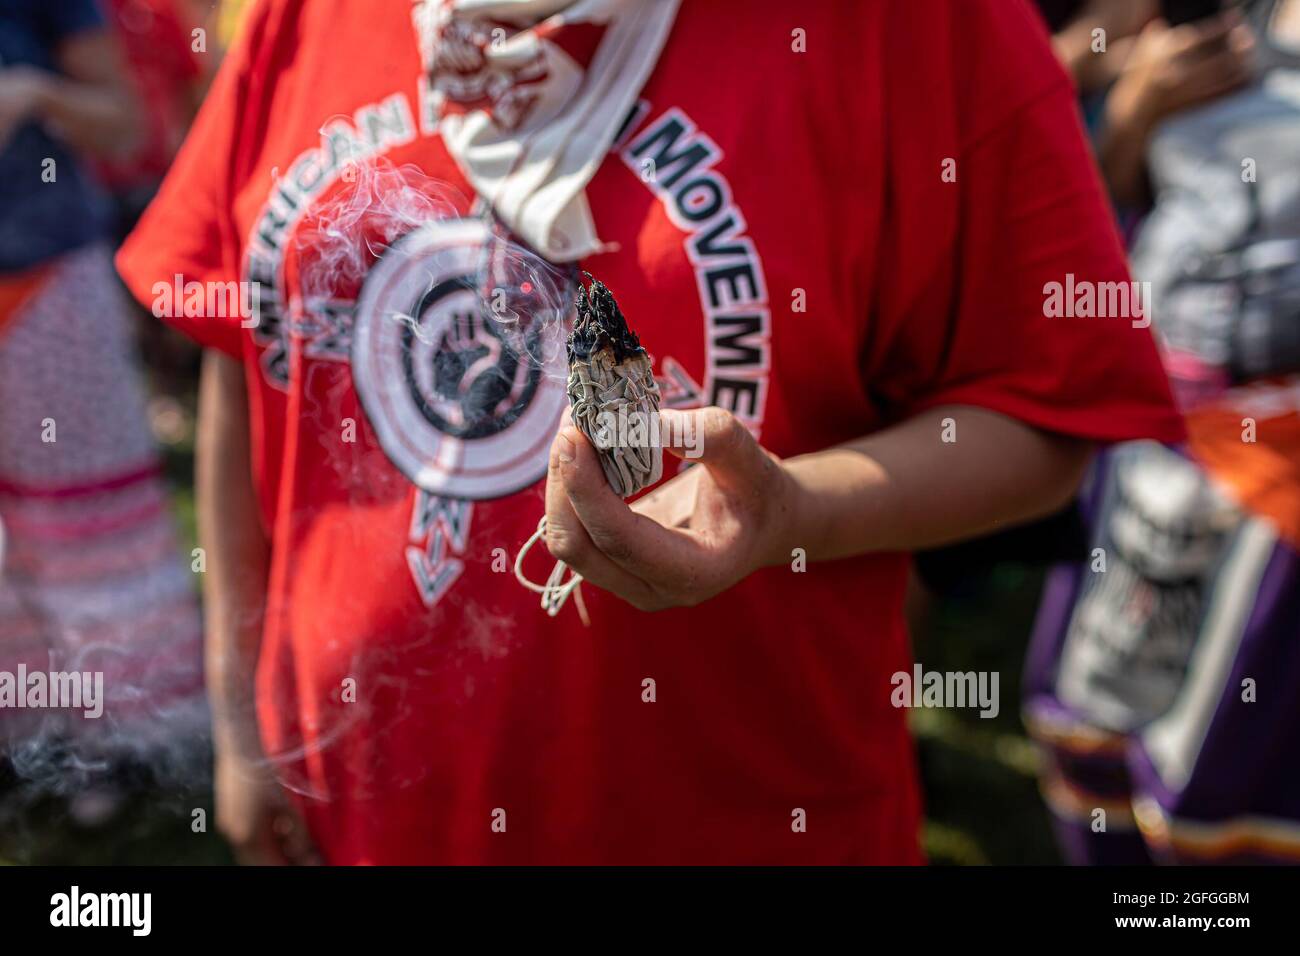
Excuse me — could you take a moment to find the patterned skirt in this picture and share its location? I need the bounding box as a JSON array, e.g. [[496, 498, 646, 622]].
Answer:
[[0, 244, 205, 784]]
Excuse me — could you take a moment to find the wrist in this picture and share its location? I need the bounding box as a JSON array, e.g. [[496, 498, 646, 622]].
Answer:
[[212, 709, 265, 762], [1107, 75, 1162, 137], [206, 665, 260, 739], [10, 66, 53, 124], [1053, 25, 1098, 90], [758, 456, 810, 571]]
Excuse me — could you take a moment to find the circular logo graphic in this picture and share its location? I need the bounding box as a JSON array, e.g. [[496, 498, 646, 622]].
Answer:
[[351, 218, 568, 499]]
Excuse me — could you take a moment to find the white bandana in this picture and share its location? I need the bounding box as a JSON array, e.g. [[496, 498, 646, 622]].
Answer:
[[412, 0, 681, 261]]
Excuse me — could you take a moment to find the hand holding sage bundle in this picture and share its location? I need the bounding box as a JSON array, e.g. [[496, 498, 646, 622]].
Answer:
[[515, 273, 663, 619]]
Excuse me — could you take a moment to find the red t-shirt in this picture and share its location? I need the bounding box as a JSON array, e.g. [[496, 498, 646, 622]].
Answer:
[[117, 0, 1184, 864]]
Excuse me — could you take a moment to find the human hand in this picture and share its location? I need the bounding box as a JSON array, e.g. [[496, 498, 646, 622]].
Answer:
[[1054, 0, 1157, 93], [1082, 0, 1159, 41], [543, 406, 795, 611], [1108, 10, 1256, 130], [0, 65, 48, 151], [214, 727, 322, 866]]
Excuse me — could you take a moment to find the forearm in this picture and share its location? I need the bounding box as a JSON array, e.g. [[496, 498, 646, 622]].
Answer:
[[1097, 90, 1157, 208], [776, 406, 1093, 562], [8, 33, 143, 161], [1053, 21, 1107, 93], [196, 350, 269, 756], [30, 69, 139, 159]]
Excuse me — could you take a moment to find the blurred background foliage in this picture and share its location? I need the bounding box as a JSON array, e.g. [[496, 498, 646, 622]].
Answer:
[[913, 566, 1060, 865]]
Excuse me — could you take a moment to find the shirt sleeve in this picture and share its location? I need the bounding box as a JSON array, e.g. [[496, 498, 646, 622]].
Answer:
[[114, 0, 274, 358], [866, 0, 1185, 446]]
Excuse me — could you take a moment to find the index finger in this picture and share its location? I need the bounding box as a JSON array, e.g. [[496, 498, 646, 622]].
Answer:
[[543, 428, 663, 609], [557, 423, 708, 584]]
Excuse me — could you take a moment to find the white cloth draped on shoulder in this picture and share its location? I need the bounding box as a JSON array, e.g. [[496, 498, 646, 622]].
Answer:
[[412, 0, 681, 261]]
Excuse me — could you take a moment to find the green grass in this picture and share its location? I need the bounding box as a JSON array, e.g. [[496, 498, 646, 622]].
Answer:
[[914, 565, 1060, 865]]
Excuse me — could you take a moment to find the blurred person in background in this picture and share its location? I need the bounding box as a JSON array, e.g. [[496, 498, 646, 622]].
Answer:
[[1039, 0, 1256, 210], [1025, 0, 1300, 864], [0, 0, 205, 826], [93, 0, 214, 240], [1096, 3, 1258, 208], [94, 0, 216, 426]]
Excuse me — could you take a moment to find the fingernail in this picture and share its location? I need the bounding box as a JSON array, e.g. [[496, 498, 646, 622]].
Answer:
[[557, 431, 575, 463]]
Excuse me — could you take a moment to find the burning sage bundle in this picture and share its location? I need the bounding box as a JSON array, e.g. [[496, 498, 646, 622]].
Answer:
[[566, 273, 663, 497], [514, 272, 663, 620]]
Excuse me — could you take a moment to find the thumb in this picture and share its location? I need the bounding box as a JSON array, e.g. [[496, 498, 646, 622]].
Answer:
[[659, 407, 768, 487]]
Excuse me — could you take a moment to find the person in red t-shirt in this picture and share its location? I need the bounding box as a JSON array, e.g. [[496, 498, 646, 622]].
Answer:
[[118, 0, 1184, 865]]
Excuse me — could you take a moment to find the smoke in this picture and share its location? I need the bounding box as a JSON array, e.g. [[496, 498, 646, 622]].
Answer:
[[1, 151, 577, 856], [0, 636, 211, 861], [294, 151, 574, 376], [294, 151, 463, 300], [249, 154, 573, 799], [289, 153, 574, 492]]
